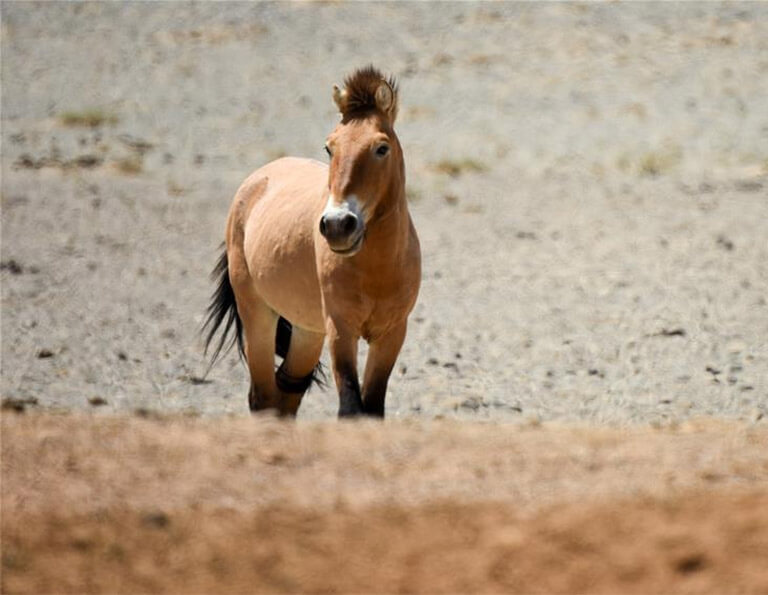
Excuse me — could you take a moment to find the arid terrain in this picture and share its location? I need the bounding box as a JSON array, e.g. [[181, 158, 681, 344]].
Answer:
[[2, 2, 767, 593], [3, 416, 768, 593]]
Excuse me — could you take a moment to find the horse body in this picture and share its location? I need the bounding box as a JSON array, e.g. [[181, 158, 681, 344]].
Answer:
[[235, 157, 327, 333], [205, 66, 420, 418]]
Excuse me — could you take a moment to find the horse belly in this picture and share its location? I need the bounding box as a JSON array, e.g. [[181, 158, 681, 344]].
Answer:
[[243, 177, 326, 334], [253, 251, 324, 333]]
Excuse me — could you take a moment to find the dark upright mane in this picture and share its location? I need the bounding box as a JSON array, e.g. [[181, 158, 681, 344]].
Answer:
[[341, 65, 398, 118]]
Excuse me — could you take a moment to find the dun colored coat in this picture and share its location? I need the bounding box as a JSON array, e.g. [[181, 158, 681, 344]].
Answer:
[[204, 66, 421, 417]]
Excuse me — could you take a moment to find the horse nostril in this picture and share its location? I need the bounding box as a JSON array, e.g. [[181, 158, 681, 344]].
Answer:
[[319, 216, 328, 237], [341, 213, 358, 235]]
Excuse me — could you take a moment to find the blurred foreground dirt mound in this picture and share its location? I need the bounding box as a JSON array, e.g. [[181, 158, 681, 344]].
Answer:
[[3, 414, 767, 593]]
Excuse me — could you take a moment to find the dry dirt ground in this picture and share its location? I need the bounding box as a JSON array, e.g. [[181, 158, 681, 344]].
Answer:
[[2, 3, 768, 593], [3, 415, 768, 593]]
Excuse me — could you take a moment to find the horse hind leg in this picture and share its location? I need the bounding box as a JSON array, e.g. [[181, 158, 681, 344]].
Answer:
[[233, 289, 281, 412], [275, 323, 324, 416]]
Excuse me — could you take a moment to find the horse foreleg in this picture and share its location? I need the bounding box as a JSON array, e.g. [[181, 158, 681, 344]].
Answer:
[[361, 321, 407, 418], [276, 326, 324, 416], [326, 318, 363, 417]]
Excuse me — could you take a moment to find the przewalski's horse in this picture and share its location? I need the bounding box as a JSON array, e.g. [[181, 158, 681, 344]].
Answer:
[[203, 66, 421, 418]]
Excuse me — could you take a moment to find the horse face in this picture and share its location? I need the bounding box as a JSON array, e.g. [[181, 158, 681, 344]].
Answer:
[[320, 114, 399, 256], [319, 73, 401, 257]]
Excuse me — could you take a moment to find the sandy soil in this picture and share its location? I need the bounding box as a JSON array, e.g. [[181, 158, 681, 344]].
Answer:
[[3, 415, 768, 593], [2, 3, 768, 593]]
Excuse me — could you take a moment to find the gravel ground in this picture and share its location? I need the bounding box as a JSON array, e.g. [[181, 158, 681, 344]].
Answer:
[[2, 2, 767, 422]]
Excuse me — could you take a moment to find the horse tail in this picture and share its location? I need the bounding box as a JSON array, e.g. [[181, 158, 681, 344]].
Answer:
[[202, 248, 245, 366], [203, 247, 326, 389]]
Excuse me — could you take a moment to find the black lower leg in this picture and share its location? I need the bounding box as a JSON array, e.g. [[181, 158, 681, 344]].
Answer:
[[248, 383, 268, 412], [275, 362, 314, 394], [338, 373, 363, 417], [362, 379, 387, 418]]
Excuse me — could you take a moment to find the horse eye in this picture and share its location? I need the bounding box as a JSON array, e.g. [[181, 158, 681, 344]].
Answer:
[[375, 144, 390, 157], [324, 145, 332, 158]]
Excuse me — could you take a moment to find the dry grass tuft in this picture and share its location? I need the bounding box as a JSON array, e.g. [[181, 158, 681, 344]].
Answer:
[[113, 156, 143, 175], [433, 158, 488, 178], [59, 109, 118, 128]]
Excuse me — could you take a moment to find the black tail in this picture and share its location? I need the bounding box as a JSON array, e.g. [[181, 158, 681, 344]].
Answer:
[[202, 249, 244, 366], [203, 248, 326, 389]]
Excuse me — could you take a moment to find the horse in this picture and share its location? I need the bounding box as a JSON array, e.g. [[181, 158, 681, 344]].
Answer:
[[203, 66, 421, 418]]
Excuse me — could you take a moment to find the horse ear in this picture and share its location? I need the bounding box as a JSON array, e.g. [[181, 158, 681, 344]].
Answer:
[[332, 84, 347, 114], [375, 80, 395, 117]]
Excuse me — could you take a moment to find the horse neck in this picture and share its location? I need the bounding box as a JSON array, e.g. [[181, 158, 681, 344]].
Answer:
[[366, 166, 411, 263]]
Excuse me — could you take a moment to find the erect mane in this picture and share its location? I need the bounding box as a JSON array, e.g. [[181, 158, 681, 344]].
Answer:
[[341, 65, 398, 117]]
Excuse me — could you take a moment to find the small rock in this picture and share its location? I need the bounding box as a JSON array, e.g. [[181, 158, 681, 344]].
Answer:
[[117, 134, 155, 154], [460, 397, 481, 411], [674, 553, 707, 574], [70, 538, 93, 551], [2, 397, 39, 413], [142, 511, 170, 529], [37, 349, 55, 359], [716, 235, 734, 251], [264, 451, 288, 465], [88, 397, 108, 407], [734, 180, 763, 193], [0, 260, 24, 274], [73, 155, 102, 168], [134, 407, 159, 419], [657, 328, 686, 337]]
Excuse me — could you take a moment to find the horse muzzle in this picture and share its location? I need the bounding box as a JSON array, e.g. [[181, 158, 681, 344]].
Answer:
[[319, 209, 365, 256]]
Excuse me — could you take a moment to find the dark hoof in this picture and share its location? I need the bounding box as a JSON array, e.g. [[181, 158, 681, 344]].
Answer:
[[362, 403, 385, 418], [248, 387, 272, 412], [338, 405, 363, 418]]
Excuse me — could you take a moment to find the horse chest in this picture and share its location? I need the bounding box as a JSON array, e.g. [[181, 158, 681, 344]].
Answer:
[[361, 269, 418, 337]]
